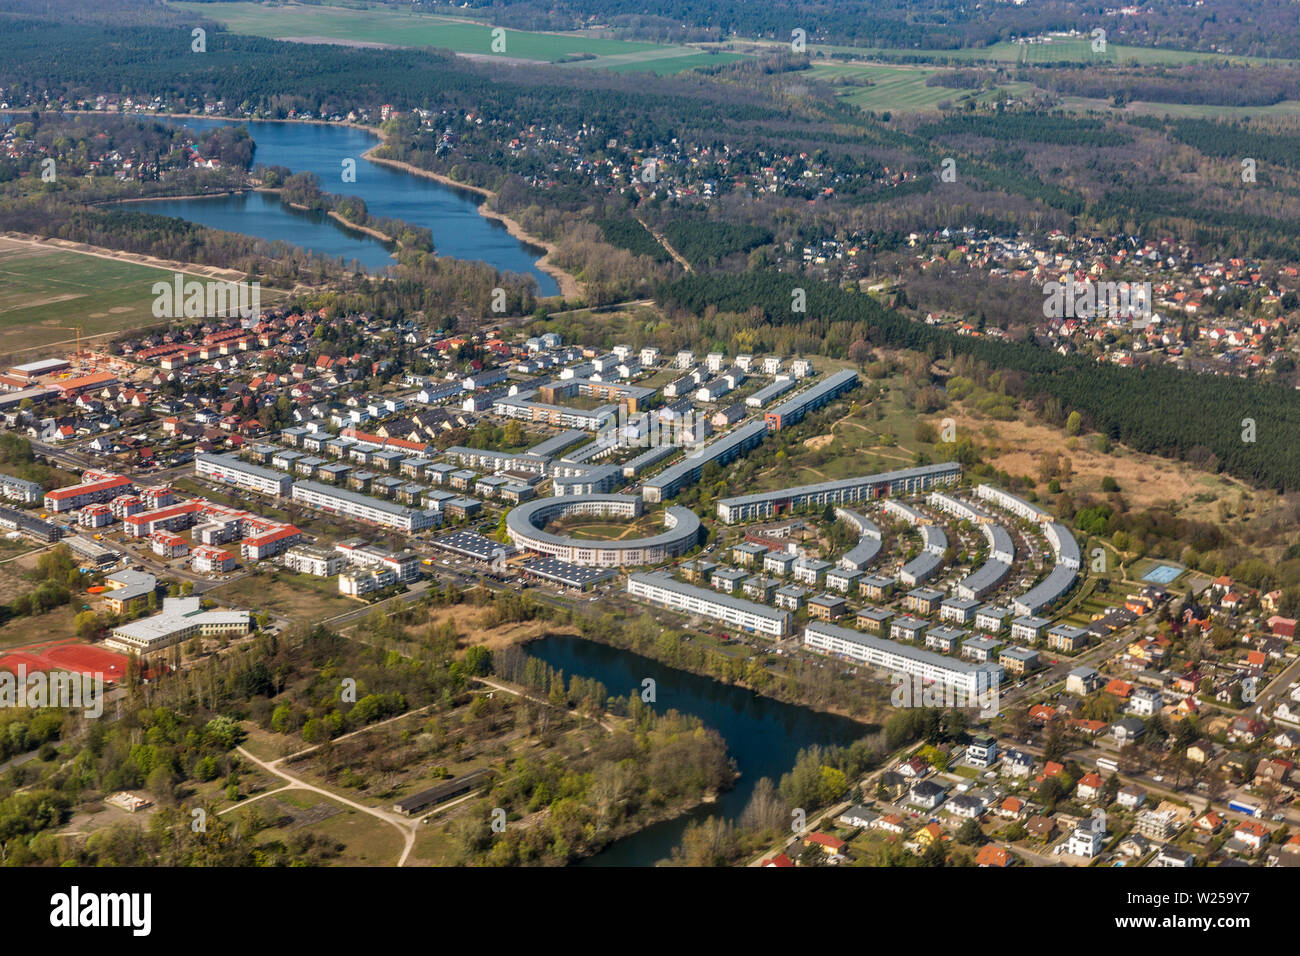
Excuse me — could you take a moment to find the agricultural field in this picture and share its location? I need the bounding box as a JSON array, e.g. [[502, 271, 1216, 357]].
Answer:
[[597, 51, 750, 74], [807, 63, 982, 112], [0, 238, 178, 356], [171, 1, 736, 72], [777, 37, 1296, 67], [1059, 96, 1300, 119]]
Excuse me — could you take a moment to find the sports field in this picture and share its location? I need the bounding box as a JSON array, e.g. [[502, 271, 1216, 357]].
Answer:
[[0, 238, 178, 355], [171, 2, 737, 72]]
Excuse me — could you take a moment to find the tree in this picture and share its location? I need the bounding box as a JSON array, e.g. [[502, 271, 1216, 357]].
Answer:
[[1066, 410, 1083, 435], [956, 817, 984, 845], [463, 645, 492, 676], [74, 610, 102, 639]]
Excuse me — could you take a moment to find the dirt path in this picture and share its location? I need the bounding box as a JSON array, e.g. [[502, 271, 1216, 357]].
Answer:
[[636, 215, 692, 272], [235, 744, 419, 866]]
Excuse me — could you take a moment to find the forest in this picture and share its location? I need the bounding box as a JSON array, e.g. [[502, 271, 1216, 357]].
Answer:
[[656, 272, 1300, 493]]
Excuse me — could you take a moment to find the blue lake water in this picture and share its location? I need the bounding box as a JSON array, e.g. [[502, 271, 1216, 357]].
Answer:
[[526, 634, 869, 866], [152, 117, 559, 294]]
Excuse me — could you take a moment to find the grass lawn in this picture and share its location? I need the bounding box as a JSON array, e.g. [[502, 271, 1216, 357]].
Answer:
[[0, 238, 178, 357], [808, 63, 974, 112], [548, 512, 664, 540], [234, 789, 406, 865], [211, 569, 356, 623], [170, 1, 732, 71]]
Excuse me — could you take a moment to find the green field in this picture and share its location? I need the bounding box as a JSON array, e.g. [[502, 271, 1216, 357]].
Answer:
[[0, 238, 181, 356], [171, 1, 740, 72], [1058, 95, 1300, 119], [598, 51, 750, 74], [808, 63, 980, 112], [786, 37, 1297, 68]]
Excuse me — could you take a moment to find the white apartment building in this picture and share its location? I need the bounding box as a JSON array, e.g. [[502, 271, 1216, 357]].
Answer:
[[627, 571, 792, 638], [196, 453, 293, 497], [290, 480, 435, 532]]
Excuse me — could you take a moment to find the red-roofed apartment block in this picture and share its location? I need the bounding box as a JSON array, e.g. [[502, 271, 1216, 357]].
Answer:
[[44, 473, 134, 513]]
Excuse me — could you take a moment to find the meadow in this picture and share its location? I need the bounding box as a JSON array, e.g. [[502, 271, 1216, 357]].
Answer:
[[170, 1, 737, 72], [0, 238, 178, 356]]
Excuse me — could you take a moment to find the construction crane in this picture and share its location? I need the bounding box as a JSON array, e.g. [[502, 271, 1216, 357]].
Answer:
[[53, 326, 85, 365]]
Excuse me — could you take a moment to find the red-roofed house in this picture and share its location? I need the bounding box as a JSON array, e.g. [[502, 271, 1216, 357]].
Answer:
[[975, 845, 1010, 867]]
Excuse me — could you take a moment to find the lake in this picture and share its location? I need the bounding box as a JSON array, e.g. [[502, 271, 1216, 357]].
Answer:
[[152, 117, 560, 294], [526, 634, 869, 866]]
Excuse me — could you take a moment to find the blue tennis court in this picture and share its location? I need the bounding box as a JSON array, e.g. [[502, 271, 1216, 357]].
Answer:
[[1142, 564, 1182, 583]]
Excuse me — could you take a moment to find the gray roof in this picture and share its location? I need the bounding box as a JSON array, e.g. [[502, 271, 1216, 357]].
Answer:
[[719, 462, 962, 511], [1015, 565, 1078, 614], [630, 571, 792, 625], [809, 620, 1000, 677]]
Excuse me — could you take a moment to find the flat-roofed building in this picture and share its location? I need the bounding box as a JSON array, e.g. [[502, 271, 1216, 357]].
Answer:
[[1010, 614, 1051, 644], [284, 544, 346, 577], [764, 369, 858, 431], [856, 606, 893, 633], [940, 597, 980, 625], [717, 463, 960, 524], [974, 605, 1010, 634], [196, 453, 292, 497], [804, 621, 1002, 699], [1047, 623, 1089, 652], [627, 571, 792, 638], [105, 597, 249, 656], [809, 594, 847, 621], [291, 480, 436, 533], [642, 420, 768, 503]]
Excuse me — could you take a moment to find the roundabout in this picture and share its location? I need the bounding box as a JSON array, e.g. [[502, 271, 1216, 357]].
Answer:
[[505, 494, 702, 567]]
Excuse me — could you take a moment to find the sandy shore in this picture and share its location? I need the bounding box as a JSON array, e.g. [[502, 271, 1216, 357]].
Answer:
[[360, 141, 582, 299]]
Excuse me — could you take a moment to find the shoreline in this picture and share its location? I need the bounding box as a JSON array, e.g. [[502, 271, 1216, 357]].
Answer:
[[520, 630, 877, 727], [2, 108, 581, 299], [101, 187, 397, 245], [360, 140, 582, 300]]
